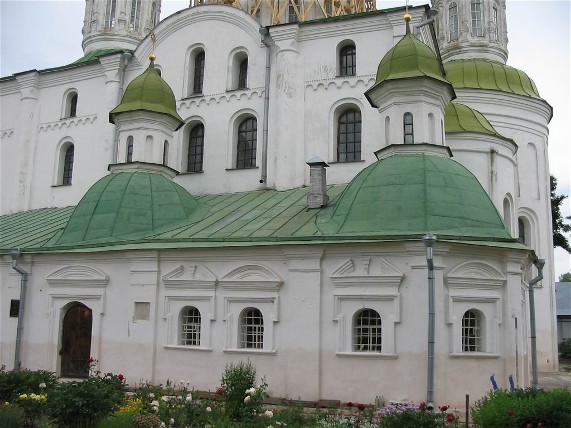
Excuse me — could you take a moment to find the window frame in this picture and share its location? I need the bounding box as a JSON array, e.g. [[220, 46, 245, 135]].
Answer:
[[192, 51, 205, 95], [470, 0, 483, 37], [126, 136, 134, 163], [62, 90, 78, 119], [339, 43, 356, 77], [238, 58, 248, 90], [353, 308, 382, 353], [448, 2, 459, 41], [462, 309, 483, 352], [337, 108, 362, 162], [187, 123, 205, 173], [130, 0, 142, 31], [240, 307, 264, 349], [403, 112, 414, 144], [180, 306, 202, 346], [236, 117, 257, 169], [104, 0, 117, 28], [62, 144, 74, 186]]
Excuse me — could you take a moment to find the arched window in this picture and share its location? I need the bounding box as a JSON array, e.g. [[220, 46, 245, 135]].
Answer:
[[104, 0, 117, 28], [503, 197, 512, 233], [236, 117, 257, 169], [448, 2, 459, 41], [238, 58, 248, 89], [63, 91, 78, 118], [462, 309, 483, 352], [191, 51, 205, 95], [180, 306, 201, 346], [240, 308, 263, 349], [163, 141, 169, 165], [339, 44, 356, 76], [470, 0, 483, 37], [187, 124, 204, 172], [126, 136, 134, 163], [353, 309, 382, 352], [130, 0, 142, 31], [518, 218, 526, 244], [492, 5, 499, 41], [403, 112, 414, 144], [62, 144, 74, 185], [337, 109, 361, 162]]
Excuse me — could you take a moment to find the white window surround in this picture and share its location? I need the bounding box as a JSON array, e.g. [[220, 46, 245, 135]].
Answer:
[[446, 261, 504, 356], [220, 264, 282, 354], [180, 116, 206, 172], [61, 89, 78, 119], [330, 258, 403, 357], [226, 109, 260, 170], [161, 264, 217, 350], [53, 139, 75, 186], [328, 98, 365, 163], [183, 44, 207, 97], [226, 48, 249, 91]]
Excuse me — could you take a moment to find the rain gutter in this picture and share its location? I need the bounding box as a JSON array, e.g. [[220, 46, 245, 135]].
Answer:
[[528, 258, 545, 390], [10, 249, 28, 370], [259, 27, 272, 186], [423, 234, 437, 409]]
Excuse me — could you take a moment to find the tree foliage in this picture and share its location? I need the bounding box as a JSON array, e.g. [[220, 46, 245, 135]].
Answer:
[[559, 272, 571, 282], [551, 175, 571, 253]]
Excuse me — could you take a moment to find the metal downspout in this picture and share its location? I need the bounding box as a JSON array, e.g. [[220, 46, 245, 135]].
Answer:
[[259, 27, 272, 186], [10, 249, 28, 371], [111, 52, 133, 164], [528, 258, 545, 390], [423, 235, 437, 409]]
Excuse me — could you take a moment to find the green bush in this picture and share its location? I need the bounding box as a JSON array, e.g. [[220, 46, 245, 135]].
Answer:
[[471, 388, 571, 428], [559, 339, 571, 358], [220, 360, 267, 422], [0, 403, 25, 428], [46, 373, 125, 427], [0, 365, 57, 401]]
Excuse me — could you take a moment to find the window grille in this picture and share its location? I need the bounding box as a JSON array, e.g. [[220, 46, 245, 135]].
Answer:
[[403, 112, 414, 144], [63, 145, 74, 185], [240, 308, 264, 349], [353, 309, 382, 352], [462, 310, 482, 352], [337, 109, 361, 162], [187, 124, 204, 172], [180, 306, 201, 346], [339, 44, 356, 76], [193, 52, 205, 94], [470, 0, 483, 37], [449, 2, 459, 41], [105, 0, 117, 28], [236, 118, 257, 169]]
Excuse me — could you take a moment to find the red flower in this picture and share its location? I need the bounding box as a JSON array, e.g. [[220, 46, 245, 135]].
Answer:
[[117, 374, 125, 381], [537, 423, 544, 428], [508, 409, 516, 417], [345, 402, 354, 407], [439, 405, 449, 412], [526, 424, 533, 428], [89, 357, 95, 363], [446, 413, 455, 423], [215, 387, 225, 395], [419, 402, 428, 411], [357, 403, 366, 411]]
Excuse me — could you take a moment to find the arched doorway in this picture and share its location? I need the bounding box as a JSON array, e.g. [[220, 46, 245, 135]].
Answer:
[[60, 303, 92, 378]]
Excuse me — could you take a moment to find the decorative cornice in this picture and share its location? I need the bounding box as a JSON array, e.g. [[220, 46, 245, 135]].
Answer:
[[219, 264, 282, 292], [0, 129, 14, 139], [162, 264, 217, 290], [305, 75, 375, 91], [46, 265, 109, 287], [38, 114, 97, 132], [446, 261, 506, 289], [330, 257, 404, 289], [178, 87, 264, 109]]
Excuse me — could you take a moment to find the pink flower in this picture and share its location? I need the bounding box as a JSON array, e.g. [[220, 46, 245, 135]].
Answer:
[[206, 406, 212, 413]]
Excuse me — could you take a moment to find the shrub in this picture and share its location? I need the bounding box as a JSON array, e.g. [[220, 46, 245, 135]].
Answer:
[[378, 402, 459, 428], [471, 388, 571, 428], [559, 339, 571, 358], [46, 373, 125, 427], [220, 360, 268, 422], [0, 366, 57, 401], [0, 402, 25, 428]]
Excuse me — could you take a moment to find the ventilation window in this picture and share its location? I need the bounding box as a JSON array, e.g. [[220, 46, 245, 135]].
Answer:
[[10, 300, 20, 318], [134, 302, 150, 321]]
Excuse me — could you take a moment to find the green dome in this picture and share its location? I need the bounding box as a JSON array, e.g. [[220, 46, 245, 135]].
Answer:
[[109, 61, 184, 129], [444, 59, 542, 99], [445, 102, 512, 142], [317, 152, 512, 241], [57, 172, 202, 245], [374, 23, 449, 86]]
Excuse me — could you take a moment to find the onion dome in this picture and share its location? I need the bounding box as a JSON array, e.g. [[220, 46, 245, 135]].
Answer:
[[56, 172, 203, 245], [444, 59, 543, 100], [109, 59, 184, 130], [317, 148, 512, 241], [445, 102, 513, 143]]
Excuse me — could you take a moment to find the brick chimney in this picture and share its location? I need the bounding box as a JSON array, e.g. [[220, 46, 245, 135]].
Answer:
[[306, 156, 329, 208]]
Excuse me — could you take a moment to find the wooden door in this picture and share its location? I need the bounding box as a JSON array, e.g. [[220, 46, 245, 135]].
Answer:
[[60, 303, 92, 378]]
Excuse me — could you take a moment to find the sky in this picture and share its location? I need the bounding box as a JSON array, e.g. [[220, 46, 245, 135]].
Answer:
[[0, 0, 569, 276]]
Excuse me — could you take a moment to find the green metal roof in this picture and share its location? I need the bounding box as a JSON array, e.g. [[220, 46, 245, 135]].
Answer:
[[444, 59, 542, 99], [56, 172, 204, 245], [374, 21, 449, 86], [445, 102, 514, 143], [1, 176, 522, 254], [109, 60, 184, 129], [317, 152, 512, 240]]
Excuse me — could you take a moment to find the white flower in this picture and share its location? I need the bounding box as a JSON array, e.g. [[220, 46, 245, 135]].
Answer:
[[264, 410, 274, 418], [206, 406, 212, 413], [39, 382, 46, 389], [169, 418, 175, 425], [185, 393, 192, 402], [244, 395, 251, 403], [161, 395, 171, 402], [245, 387, 256, 395], [150, 400, 160, 407], [148, 393, 155, 398], [160, 423, 166, 428], [152, 405, 159, 412]]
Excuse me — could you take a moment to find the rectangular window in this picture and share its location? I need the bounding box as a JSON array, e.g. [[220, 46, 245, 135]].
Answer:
[[193, 52, 205, 94], [10, 300, 20, 318], [134, 302, 150, 321], [105, 0, 117, 28], [470, 0, 483, 37], [449, 2, 459, 41]]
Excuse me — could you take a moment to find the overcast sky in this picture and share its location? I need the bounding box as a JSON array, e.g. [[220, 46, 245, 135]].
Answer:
[[0, 0, 569, 276]]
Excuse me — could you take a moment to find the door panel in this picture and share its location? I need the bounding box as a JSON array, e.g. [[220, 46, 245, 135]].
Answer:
[[60, 303, 92, 378]]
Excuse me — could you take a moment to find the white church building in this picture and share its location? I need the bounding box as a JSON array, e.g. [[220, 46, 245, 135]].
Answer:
[[0, 0, 558, 408]]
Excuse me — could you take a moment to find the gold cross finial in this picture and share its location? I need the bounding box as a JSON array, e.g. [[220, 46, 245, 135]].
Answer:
[[149, 32, 157, 61]]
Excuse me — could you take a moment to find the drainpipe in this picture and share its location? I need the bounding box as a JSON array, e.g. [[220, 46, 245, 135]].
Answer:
[[259, 27, 272, 186], [528, 258, 545, 390], [10, 249, 28, 371], [423, 234, 437, 409], [111, 52, 133, 164]]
